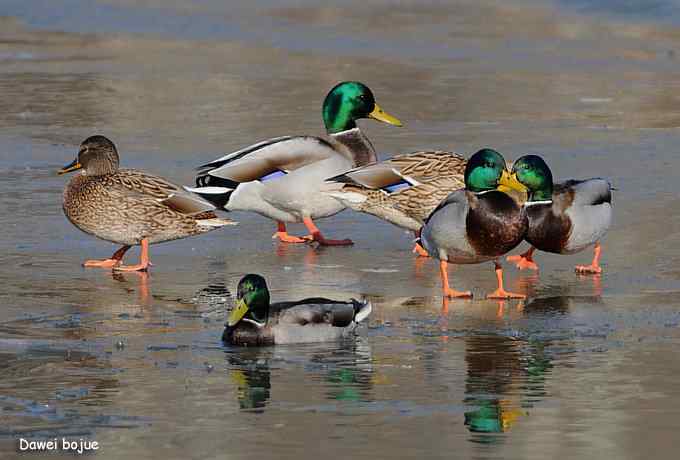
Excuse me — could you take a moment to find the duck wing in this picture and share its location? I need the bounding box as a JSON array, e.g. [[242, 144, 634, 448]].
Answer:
[[273, 298, 369, 327], [327, 150, 465, 191], [423, 188, 469, 225], [111, 169, 217, 216], [195, 136, 340, 187], [556, 178, 612, 207]]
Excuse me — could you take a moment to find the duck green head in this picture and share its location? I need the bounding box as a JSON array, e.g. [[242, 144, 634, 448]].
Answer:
[[58, 135, 120, 177], [465, 148, 527, 194], [228, 274, 271, 327], [511, 155, 554, 202], [322, 81, 402, 134]]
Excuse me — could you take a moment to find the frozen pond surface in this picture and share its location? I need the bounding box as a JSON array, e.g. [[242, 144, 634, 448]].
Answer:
[[2, 1, 680, 458]]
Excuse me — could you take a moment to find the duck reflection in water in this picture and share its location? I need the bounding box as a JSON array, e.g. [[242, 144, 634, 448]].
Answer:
[[463, 334, 553, 440], [227, 349, 272, 412], [225, 338, 374, 411], [111, 271, 151, 304], [318, 339, 374, 402], [458, 285, 599, 439]]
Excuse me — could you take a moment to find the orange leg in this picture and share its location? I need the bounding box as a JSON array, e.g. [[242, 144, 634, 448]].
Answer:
[[439, 260, 472, 298], [412, 230, 429, 257], [506, 246, 539, 271], [486, 261, 525, 299], [413, 244, 429, 257], [272, 221, 312, 243], [302, 217, 353, 246], [575, 242, 603, 274], [83, 245, 131, 268], [114, 239, 151, 272]]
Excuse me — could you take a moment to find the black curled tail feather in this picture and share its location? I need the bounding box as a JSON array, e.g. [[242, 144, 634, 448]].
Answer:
[[196, 174, 210, 187], [195, 174, 238, 189]]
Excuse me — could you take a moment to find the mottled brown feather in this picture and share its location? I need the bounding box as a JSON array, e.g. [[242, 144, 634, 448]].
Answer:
[[331, 151, 466, 230], [63, 169, 229, 246]]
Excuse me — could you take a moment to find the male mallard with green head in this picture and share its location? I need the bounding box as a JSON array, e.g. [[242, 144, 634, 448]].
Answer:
[[187, 81, 402, 246], [223, 274, 371, 346], [59, 135, 237, 271], [505, 155, 612, 274], [420, 149, 530, 299], [324, 150, 467, 256]]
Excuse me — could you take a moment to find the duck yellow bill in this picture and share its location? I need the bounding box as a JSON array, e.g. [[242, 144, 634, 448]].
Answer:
[[227, 299, 249, 326], [58, 158, 82, 175], [369, 103, 403, 127], [498, 170, 528, 193]]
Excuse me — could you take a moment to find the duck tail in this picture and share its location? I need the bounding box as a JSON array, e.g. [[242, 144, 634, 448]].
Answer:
[[323, 189, 368, 205], [184, 184, 234, 209], [196, 217, 238, 229], [354, 300, 372, 323]]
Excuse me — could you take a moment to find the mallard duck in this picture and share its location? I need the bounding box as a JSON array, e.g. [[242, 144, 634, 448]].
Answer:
[[59, 135, 237, 271], [324, 150, 466, 256], [185, 81, 401, 246], [420, 149, 531, 299], [505, 155, 612, 274], [223, 274, 372, 346]]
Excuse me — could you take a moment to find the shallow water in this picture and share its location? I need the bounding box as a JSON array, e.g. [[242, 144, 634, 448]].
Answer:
[[2, 1, 680, 459]]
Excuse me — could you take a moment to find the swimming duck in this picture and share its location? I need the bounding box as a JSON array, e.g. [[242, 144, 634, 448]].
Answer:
[[420, 149, 530, 299], [324, 150, 466, 256], [223, 274, 372, 346], [59, 135, 237, 271], [505, 155, 612, 274], [186, 81, 402, 246]]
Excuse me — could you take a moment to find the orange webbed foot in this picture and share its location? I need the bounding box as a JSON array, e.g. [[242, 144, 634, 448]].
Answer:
[[507, 247, 539, 271], [83, 259, 121, 268], [576, 242, 603, 275], [488, 261, 526, 299], [113, 240, 149, 272], [486, 288, 526, 300], [506, 254, 539, 271], [113, 263, 150, 272], [272, 232, 313, 243], [301, 217, 353, 246], [443, 288, 473, 299], [272, 221, 312, 243], [412, 243, 429, 257], [82, 245, 131, 269]]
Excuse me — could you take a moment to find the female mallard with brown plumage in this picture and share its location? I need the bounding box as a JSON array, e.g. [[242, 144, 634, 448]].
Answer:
[[223, 274, 371, 346], [325, 150, 466, 256], [59, 135, 237, 271], [505, 155, 612, 274], [420, 149, 532, 299]]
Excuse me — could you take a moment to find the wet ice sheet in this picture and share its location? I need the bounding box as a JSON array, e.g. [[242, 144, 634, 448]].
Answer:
[[2, 1, 680, 459]]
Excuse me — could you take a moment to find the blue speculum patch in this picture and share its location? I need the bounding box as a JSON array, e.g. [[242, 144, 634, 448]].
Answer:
[[383, 179, 411, 193], [259, 170, 287, 182]]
